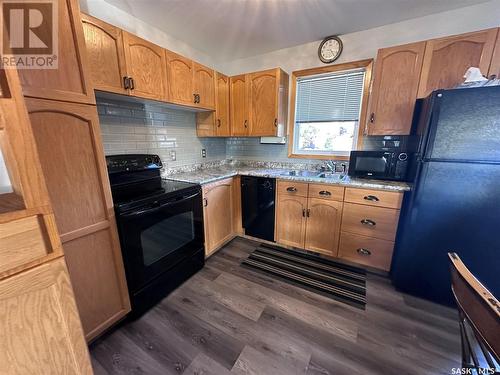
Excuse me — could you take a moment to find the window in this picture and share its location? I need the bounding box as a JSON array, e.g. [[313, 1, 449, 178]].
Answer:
[[289, 60, 372, 159]]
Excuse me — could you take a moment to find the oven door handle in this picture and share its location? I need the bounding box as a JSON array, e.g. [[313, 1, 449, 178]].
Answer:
[[121, 192, 200, 218]]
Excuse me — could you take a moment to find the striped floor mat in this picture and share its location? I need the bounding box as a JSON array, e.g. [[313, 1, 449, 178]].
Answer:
[[241, 244, 366, 309]]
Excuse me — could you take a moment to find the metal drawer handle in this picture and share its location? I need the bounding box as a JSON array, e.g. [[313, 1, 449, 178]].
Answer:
[[364, 195, 379, 202], [286, 187, 297, 192], [357, 248, 372, 256], [319, 190, 331, 196], [360, 219, 376, 226]]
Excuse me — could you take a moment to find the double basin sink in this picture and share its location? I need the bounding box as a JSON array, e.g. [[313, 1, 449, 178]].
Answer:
[[279, 170, 347, 181]]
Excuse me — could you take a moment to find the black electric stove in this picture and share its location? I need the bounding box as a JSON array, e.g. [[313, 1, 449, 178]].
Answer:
[[106, 154, 205, 316]]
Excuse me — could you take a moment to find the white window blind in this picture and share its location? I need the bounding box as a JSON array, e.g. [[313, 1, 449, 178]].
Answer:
[[295, 69, 365, 123]]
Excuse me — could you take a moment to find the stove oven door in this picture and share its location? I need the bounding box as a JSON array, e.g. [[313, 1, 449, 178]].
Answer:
[[116, 189, 204, 293]]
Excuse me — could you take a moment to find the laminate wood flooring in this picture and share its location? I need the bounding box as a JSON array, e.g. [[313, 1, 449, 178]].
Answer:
[[90, 237, 461, 375]]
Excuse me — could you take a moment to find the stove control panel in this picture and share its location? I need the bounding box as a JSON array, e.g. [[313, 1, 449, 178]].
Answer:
[[106, 154, 162, 173]]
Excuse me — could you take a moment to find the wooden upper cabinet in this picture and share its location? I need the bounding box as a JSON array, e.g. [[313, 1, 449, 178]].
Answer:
[[196, 71, 230, 137], [81, 13, 127, 95], [166, 50, 194, 106], [18, 0, 95, 104], [123, 32, 167, 101], [249, 69, 278, 136], [230, 74, 250, 136], [489, 29, 500, 79], [216, 72, 231, 136], [193, 62, 215, 109], [203, 178, 234, 256], [304, 198, 342, 257], [418, 28, 498, 98], [249, 68, 288, 137], [367, 42, 426, 135]]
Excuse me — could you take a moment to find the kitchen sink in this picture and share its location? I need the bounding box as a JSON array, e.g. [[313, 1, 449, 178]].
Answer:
[[279, 170, 347, 180], [317, 172, 347, 181], [279, 170, 320, 177]]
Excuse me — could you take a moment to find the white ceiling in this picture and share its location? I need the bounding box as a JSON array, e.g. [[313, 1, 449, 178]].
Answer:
[[104, 0, 489, 62]]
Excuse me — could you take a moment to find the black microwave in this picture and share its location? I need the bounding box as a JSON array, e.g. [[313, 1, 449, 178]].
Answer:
[[348, 151, 412, 181]]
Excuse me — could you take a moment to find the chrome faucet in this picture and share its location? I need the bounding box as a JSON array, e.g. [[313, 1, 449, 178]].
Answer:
[[323, 160, 336, 173]]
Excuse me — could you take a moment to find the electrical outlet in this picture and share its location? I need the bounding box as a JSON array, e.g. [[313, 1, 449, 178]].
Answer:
[[170, 150, 176, 161], [201, 149, 206, 158]]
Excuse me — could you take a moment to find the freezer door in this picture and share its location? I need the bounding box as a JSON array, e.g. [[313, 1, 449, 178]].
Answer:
[[424, 86, 500, 162], [391, 160, 500, 305]]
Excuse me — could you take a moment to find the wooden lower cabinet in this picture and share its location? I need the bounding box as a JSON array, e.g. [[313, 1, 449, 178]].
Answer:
[[0, 258, 92, 374], [276, 195, 307, 248], [304, 198, 342, 256], [203, 178, 235, 256], [338, 232, 395, 271]]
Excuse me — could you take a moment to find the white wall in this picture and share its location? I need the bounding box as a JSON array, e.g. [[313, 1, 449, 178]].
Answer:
[[0, 150, 13, 194], [220, 0, 500, 75], [79, 0, 222, 70]]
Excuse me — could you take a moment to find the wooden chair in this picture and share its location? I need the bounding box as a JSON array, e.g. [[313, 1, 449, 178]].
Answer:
[[448, 253, 500, 373]]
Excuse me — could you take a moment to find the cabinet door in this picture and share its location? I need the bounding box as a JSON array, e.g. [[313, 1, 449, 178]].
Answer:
[[166, 50, 195, 106], [230, 74, 249, 136], [489, 29, 500, 79], [249, 69, 278, 136], [26, 99, 130, 341], [193, 62, 215, 109], [81, 13, 127, 95], [304, 198, 342, 256], [418, 28, 498, 98], [123, 32, 166, 101], [0, 258, 92, 374], [367, 42, 425, 135], [276, 195, 307, 249], [18, 0, 95, 104], [203, 178, 234, 256], [216, 72, 231, 136]]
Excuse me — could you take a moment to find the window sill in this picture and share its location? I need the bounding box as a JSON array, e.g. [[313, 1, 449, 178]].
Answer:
[[287, 152, 350, 161]]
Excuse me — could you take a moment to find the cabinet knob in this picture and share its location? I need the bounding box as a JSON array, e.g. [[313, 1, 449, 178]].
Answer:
[[203, 198, 208, 207], [217, 119, 221, 128], [123, 76, 130, 89], [363, 195, 379, 202], [286, 186, 297, 192], [357, 248, 372, 256], [129, 77, 135, 90], [302, 208, 306, 217], [369, 112, 375, 123], [306, 208, 310, 217], [244, 120, 248, 128], [197, 94, 201, 103], [274, 118, 277, 127], [319, 190, 331, 196], [360, 219, 376, 226]]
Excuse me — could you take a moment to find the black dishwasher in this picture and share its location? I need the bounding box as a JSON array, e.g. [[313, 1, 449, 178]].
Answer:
[[241, 176, 275, 242]]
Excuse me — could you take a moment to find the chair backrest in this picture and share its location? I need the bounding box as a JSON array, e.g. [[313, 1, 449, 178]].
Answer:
[[448, 252, 500, 369]]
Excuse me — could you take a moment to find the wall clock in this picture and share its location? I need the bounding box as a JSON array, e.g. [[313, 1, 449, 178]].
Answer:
[[318, 36, 343, 64]]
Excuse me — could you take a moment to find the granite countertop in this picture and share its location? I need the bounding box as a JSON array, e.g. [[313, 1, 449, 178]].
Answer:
[[164, 165, 411, 192]]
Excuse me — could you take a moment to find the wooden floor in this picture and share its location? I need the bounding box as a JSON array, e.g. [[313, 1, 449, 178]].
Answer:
[[90, 237, 461, 375]]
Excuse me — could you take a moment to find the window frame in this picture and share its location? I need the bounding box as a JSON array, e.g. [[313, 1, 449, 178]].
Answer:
[[287, 59, 373, 160]]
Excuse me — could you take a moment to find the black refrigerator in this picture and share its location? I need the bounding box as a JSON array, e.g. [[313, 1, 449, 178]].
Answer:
[[391, 85, 500, 306]]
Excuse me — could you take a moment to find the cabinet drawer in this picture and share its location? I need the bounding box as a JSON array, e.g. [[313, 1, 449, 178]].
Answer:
[[344, 188, 403, 209], [338, 232, 394, 271], [277, 180, 309, 197], [308, 184, 344, 201], [342, 203, 400, 241]]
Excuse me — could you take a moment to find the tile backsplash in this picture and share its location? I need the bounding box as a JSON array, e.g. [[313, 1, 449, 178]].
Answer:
[[226, 137, 319, 164], [97, 98, 226, 169]]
